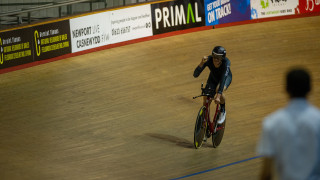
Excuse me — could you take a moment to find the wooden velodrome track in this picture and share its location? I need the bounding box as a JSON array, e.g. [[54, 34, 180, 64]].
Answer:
[[1, 15, 320, 180]]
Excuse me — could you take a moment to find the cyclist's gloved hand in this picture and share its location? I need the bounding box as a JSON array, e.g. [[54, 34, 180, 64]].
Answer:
[[199, 56, 208, 67]]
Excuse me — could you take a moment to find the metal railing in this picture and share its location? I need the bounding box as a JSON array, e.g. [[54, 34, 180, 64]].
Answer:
[[0, 0, 150, 30]]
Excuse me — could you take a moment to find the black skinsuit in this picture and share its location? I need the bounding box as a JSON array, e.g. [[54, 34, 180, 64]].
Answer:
[[193, 55, 232, 94]]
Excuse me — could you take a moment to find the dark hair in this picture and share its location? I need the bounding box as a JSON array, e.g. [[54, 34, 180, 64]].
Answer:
[[286, 68, 311, 98]]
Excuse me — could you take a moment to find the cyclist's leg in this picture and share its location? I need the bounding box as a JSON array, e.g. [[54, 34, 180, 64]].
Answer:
[[203, 81, 217, 107], [216, 74, 232, 110], [216, 75, 232, 123], [215, 86, 227, 110]]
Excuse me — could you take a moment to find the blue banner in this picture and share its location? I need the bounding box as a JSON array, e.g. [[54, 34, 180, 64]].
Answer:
[[205, 0, 251, 26]]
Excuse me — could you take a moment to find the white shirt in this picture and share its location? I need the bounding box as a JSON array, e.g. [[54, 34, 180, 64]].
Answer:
[[257, 98, 320, 180]]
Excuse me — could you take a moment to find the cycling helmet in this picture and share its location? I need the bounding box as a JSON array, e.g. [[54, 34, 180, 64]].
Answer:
[[212, 46, 226, 59]]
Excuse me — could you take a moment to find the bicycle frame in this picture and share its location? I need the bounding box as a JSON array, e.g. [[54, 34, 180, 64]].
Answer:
[[204, 96, 220, 134], [193, 86, 220, 135]]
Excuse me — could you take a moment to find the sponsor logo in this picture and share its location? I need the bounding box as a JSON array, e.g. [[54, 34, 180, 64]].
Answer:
[[261, 0, 269, 9], [257, 0, 296, 17], [72, 25, 109, 49], [34, 30, 41, 56], [269, 0, 288, 7], [260, 0, 289, 9], [154, 2, 203, 30], [305, 0, 320, 11], [251, 8, 258, 18]]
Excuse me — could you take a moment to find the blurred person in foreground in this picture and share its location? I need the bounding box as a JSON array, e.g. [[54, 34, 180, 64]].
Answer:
[[257, 68, 320, 180]]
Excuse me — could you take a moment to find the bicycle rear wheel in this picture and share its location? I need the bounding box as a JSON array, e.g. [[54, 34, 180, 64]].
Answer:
[[212, 119, 226, 148], [194, 106, 207, 149]]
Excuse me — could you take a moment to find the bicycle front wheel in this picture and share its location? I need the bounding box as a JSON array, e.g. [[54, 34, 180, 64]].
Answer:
[[194, 106, 207, 149]]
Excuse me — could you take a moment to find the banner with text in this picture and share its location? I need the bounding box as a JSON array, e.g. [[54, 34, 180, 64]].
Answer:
[[70, 12, 111, 53], [110, 4, 153, 44], [0, 28, 34, 69], [297, 0, 320, 14], [33, 20, 71, 61], [151, 0, 206, 35], [251, 0, 298, 19], [205, 0, 251, 26]]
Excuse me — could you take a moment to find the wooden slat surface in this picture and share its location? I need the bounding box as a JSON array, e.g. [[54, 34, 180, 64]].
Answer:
[[0, 15, 320, 180]]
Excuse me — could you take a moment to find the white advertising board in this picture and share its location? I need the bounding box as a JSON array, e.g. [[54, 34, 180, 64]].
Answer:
[[251, 0, 299, 19], [110, 4, 153, 44], [70, 12, 111, 53]]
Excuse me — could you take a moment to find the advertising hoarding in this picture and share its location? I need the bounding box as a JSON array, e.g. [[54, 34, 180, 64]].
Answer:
[[110, 4, 153, 44], [251, 0, 299, 19], [205, 0, 251, 26], [33, 20, 72, 61], [296, 0, 320, 14], [151, 0, 206, 35], [70, 12, 111, 53], [0, 28, 34, 69]]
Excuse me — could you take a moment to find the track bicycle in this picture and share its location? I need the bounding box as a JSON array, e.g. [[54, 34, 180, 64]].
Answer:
[[193, 83, 226, 149]]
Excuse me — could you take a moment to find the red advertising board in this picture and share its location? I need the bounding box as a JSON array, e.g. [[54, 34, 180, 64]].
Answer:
[[297, 0, 320, 14]]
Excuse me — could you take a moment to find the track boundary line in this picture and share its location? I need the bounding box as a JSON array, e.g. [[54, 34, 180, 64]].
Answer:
[[170, 155, 263, 180]]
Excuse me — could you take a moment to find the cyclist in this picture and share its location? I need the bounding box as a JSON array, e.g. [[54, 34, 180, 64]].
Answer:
[[193, 46, 232, 126]]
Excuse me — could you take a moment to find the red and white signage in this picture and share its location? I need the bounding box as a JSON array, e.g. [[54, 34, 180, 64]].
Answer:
[[296, 0, 320, 14]]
